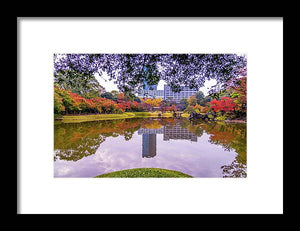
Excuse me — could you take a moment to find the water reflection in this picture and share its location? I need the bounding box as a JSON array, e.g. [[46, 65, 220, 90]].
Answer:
[[199, 122, 247, 177], [164, 124, 198, 142], [54, 123, 106, 162], [54, 119, 144, 162], [142, 134, 157, 158], [54, 118, 247, 177], [138, 124, 199, 158]]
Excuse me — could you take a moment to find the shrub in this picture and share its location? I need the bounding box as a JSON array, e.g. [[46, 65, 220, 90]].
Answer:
[[215, 115, 226, 121]]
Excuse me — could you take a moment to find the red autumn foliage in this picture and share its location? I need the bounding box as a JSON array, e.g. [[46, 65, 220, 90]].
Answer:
[[225, 76, 247, 112], [209, 97, 238, 113], [166, 104, 177, 112], [54, 87, 148, 115]]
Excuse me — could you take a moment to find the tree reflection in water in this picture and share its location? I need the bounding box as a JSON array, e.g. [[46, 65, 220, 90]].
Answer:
[[54, 118, 247, 178], [221, 159, 247, 178], [54, 118, 167, 161], [199, 121, 247, 177], [54, 119, 145, 161]]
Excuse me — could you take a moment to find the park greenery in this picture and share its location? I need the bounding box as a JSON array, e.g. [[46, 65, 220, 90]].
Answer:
[[54, 54, 247, 178], [94, 168, 193, 178], [54, 53, 246, 122], [54, 86, 177, 116], [54, 76, 246, 122], [182, 76, 246, 121], [54, 54, 246, 95]]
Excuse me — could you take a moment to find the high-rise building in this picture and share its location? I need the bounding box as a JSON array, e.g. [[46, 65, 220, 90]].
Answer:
[[137, 81, 164, 99], [144, 82, 157, 90], [138, 89, 164, 99], [137, 84, 197, 101], [164, 85, 197, 103]]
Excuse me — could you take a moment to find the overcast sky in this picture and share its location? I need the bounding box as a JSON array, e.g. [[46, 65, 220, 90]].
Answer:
[[95, 72, 216, 96]]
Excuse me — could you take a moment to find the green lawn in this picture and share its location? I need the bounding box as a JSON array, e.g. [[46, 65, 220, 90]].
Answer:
[[94, 168, 193, 178], [131, 112, 173, 118], [60, 111, 179, 123], [60, 113, 132, 123]]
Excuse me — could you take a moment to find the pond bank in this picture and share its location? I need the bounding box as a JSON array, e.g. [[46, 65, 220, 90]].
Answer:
[[55, 112, 245, 124], [57, 112, 190, 123], [224, 119, 247, 123]]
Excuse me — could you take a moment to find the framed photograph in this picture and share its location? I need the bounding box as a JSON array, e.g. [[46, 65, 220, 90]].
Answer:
[[18, 17, 284, 214], [53, 53, 247, 179]]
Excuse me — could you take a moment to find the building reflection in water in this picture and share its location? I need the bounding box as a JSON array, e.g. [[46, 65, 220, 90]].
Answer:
[[164, 124, 197, 142], [142, 134, 156, 158], [138, 125, 197, 158], [138, 127, 163, 158]]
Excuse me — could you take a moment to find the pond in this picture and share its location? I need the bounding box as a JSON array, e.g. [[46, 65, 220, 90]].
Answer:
[[54, 118, 246, 178]]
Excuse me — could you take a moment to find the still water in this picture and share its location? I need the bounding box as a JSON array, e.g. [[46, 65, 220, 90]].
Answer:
[[54, 118, 246, 178]]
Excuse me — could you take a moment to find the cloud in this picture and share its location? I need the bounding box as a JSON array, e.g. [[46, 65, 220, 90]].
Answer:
[[54, 133, 237, 178]]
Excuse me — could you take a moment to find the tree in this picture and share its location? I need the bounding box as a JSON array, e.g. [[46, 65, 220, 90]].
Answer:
[[199, 95, 212, 106], [195, 91, 205, 104], [54, 87, 130, 115], [184, 105, 195, 114], [193, 104, 202, 114], [193, 104, 209, 114], [54, 87, 76, 114], [116, 92, 126, 101], [100, 92, 115, 101], [54, 54, 247, 95], [54, 69, 105, 98], [208, 76, 247, 119], [110, 90, 119, 98], [133, 96, 141, 103], [228, 76, 247, 113], [160, 101, 169, 114], [141, 97, 163, 110], [180, 98, 188, 110], [187, 95, 197, 107], [54, 87, 65, 114], [208, 97, 238, 114], [168, 104, 177, 112]]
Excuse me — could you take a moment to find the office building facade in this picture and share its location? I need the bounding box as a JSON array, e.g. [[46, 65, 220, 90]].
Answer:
[[137, 83, 197, 102], [138, 89, 165, 99], [137, 82, 165, 99], [164, 85, 197, 103]]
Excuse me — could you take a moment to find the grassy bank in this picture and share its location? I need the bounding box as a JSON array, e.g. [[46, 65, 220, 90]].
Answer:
[[59, 112, 187, 123], [94, 168, 193, 178]]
